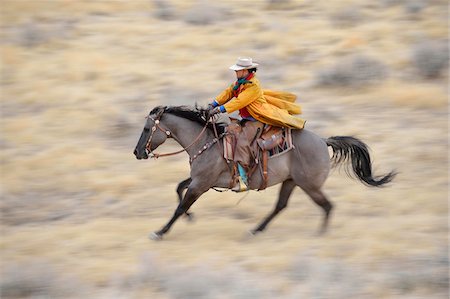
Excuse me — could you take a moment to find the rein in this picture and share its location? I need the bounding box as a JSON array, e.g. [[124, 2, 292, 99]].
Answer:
[[145, 112, 219, 162]]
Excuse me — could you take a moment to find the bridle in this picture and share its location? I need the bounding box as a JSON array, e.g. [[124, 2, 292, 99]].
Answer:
[[144, 110, 211, 161]]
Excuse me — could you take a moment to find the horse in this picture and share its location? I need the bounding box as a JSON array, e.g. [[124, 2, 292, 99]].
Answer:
[[133, 105, 396, 240]]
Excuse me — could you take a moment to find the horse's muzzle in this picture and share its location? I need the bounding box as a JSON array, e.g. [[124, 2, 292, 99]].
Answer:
[[134, 148, 148, 160]]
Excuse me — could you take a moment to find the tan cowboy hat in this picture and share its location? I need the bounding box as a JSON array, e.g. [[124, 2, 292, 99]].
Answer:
[[229, 57, 259, 71]]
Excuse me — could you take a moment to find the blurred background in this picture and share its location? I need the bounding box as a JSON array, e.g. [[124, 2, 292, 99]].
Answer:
[[0, 0, 448, 298]]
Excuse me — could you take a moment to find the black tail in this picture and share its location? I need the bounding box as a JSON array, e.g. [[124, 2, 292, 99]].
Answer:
[[326, 136, 396, 187]]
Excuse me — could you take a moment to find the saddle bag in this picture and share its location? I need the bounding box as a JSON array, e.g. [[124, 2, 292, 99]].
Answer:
[[257, 133, 283, 151]]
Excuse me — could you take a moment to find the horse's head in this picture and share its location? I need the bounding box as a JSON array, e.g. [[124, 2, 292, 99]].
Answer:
[[134, 107, 170, 160]]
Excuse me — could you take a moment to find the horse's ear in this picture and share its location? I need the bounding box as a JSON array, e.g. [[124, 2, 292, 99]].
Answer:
[[194, 102, 199, 110], [157, 107, 166, 118], [149, 106, 162, 116], [149, 106, 166, 119]]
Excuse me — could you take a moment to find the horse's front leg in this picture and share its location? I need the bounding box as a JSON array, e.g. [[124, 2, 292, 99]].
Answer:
[[176, 177, 193, 221], [150, 182, 205, 240]]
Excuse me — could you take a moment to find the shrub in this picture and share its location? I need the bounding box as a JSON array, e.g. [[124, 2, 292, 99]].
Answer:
[[162, 267, 219, 299], [131, 252, 167, 290], [379, 0, 405, 6], [412, 41, 448, 79], [267, 0, 291, 4], [289, 249, 448, 297], [386, 251, 449, 294], [265, 0, 302, 11], [17, 21, 48, 48], [316, 54, 387, 87], [331, 7, 363, 27], [13, 19, 76, 47], [0, 260, 82, 298], [126, 253, 270, 299], [288, 253, 367, 298], [404, 0, 426, 15], [152, 0, 176, 21], [184, 1, 233, 25]]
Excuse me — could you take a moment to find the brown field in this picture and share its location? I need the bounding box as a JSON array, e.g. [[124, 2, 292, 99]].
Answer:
[[0, 1, 448, 298]]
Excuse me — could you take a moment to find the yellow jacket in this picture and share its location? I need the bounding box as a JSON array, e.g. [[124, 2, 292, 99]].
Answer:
[[215, 76, 306, 129]]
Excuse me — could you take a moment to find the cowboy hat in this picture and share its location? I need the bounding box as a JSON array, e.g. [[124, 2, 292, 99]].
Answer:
[[229, 57, 259, 71]]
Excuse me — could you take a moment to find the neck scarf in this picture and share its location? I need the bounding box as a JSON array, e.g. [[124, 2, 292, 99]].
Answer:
[[232, 72, 254, 97]]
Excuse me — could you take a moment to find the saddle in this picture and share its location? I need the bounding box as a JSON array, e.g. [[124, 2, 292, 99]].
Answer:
[[223, 120, 294, 190]]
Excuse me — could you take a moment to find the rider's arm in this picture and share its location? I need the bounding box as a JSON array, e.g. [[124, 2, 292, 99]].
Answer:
[[222, 83, 262, 113], [212, 84, 234, 107]]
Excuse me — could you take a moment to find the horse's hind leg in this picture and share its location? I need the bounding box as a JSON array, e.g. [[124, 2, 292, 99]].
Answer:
[[251, 179, 296, 234], [176, 177, 193, 220], [302, 187, 333, 234]]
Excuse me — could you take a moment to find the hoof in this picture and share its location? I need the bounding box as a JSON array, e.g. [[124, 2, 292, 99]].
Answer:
[[149, 232, 163, 241], [315, 229, 328, 237], [240, 230, 258, 241], [184, 212, 195, 222]]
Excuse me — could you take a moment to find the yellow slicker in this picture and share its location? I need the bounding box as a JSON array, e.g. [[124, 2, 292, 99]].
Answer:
[[215, 76, 305, 129]]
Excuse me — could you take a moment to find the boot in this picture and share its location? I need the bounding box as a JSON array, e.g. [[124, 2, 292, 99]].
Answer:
[[232, 176, 248, 192], [232, 164, 249, 192]]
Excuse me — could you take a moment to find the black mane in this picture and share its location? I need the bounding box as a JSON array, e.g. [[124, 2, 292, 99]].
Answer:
[[149, 105, 225, 134]]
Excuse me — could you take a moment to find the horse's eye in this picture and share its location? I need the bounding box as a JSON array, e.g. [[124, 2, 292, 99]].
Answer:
[[144, 127, 150, 132]]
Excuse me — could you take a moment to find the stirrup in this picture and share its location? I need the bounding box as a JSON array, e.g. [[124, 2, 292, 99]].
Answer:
[[231, 176, 248, 192]]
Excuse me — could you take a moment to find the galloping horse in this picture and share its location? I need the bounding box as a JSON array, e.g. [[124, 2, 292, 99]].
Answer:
[[134, 106, 395, 240]]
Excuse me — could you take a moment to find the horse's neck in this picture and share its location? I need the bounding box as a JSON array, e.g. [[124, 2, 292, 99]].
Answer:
[[164, 114, 212, 156]]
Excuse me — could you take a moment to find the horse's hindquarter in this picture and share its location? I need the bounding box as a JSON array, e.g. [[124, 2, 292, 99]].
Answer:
[[291, 129, 331, 188], [247, 129, 330, 190]]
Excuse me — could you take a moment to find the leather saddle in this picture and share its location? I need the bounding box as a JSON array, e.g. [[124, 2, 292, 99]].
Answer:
[[223, 120, 293, 190]]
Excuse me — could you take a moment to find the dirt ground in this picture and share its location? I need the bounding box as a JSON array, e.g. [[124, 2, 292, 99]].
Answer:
[[0, 1, 448, 298]]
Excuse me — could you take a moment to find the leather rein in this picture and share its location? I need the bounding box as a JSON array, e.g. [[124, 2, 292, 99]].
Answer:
[[145, 111, 221, 162]]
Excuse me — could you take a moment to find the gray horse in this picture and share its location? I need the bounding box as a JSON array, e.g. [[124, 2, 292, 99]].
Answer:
[[134, 106, 395, 240]]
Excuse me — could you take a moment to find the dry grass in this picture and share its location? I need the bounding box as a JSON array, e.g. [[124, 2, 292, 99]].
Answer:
[[1, 0, 448, 298], [381, 80, 448, 108]]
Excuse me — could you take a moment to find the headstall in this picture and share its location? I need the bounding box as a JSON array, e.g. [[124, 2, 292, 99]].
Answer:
[[145, 110, 212, 161]]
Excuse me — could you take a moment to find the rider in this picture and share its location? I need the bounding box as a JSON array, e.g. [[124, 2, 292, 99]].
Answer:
[[208, 57, 305, 191]]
